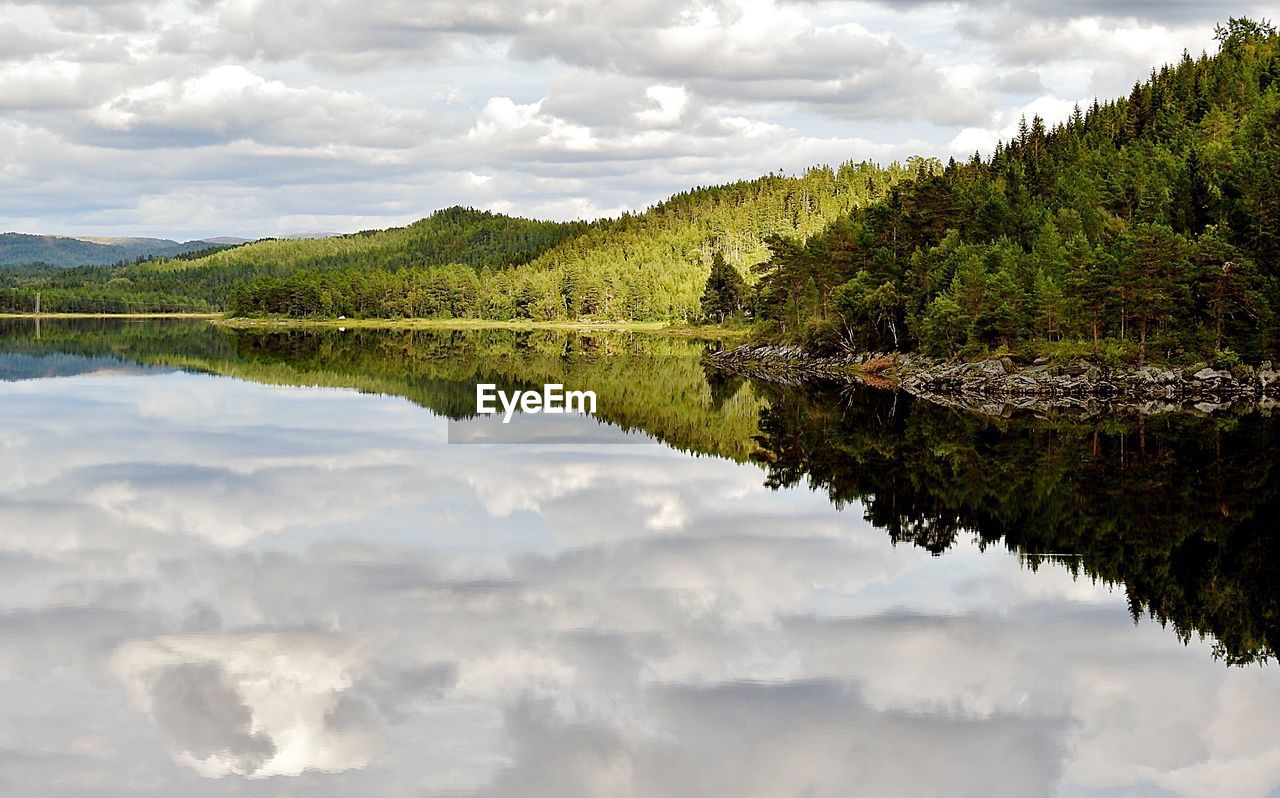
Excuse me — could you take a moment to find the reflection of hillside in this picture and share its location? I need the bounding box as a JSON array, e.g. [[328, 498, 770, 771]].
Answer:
[[0, 319, 766, 462], [753, 383, 1280, 665], [216, 329, 766, 460]]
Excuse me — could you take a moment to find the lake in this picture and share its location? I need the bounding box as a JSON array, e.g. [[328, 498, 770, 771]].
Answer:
[[2, 318, 1278, 798]]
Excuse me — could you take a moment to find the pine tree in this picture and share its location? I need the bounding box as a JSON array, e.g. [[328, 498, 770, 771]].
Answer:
[[701, 252, 748, 324]]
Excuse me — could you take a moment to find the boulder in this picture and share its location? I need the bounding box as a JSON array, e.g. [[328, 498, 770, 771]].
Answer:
[[1133, 365, 1173, 384], [1194, 367, 1231, 381], [973, 359, 1007, 378]]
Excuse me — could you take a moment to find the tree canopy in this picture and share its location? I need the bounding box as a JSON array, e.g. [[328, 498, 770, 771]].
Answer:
[[749, 18, 1280, 364]]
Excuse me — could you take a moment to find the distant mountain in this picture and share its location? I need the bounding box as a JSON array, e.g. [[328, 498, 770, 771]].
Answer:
[[0, 233, 243, 268]]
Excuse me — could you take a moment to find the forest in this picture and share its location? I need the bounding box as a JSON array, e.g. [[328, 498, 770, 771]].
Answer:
[[1, 164, 913, 320], [3, 18, 1277, 366], [748, 18, 1280, 364]]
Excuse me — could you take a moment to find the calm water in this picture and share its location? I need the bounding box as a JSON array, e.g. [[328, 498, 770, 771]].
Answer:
[[2, 319, 1279, 798]]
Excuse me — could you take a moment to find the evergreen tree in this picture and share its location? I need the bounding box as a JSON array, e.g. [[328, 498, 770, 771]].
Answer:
[[701, 252, 748, 323]]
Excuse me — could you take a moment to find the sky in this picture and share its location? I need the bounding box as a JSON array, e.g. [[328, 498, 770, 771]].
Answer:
[[0, 0, 1271, 239]]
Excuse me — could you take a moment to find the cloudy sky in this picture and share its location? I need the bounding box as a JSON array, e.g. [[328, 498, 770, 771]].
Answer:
[[0, 0, 1271, 238]]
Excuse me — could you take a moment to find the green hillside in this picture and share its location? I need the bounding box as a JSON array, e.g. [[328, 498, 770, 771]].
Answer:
[[161, 205, 586, 274], [0, 164, 913, 318], [502, 161, 912, 321], [203, 164, 913, 321], [0, 233, 231, 268], [752, 17, 1280, 364], [0, 207, 585, 313]]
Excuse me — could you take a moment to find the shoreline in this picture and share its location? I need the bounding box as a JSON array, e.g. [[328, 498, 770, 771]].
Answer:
[[1, 312, 748, 339], [708, 343, 1280, 417], [0, 312, 219, 320], [214, 316, 750, 338]]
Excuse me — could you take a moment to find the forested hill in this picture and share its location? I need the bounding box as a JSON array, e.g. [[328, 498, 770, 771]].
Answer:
[[502, 162, 912, 321], [171, 205, 586, 274], [1, 165, 915, 317], [0, 207, 588, 314], [750, 17, 1280, 364], [0, 233, 233, 268], [202, 166, 914, 319]]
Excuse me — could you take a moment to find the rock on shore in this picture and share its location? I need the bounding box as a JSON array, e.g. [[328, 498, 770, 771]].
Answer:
[[705, 344, 1280, 416]]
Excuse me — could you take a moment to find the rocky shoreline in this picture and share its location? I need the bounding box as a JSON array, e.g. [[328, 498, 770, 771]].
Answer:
[[706, 343, 1280, 417]]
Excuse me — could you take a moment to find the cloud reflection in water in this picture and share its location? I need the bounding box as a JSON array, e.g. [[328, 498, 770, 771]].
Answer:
[[0, 370, 1278, 797]]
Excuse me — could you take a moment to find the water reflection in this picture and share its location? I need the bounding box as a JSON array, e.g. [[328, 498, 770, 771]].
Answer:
[[752, 382, 1280, 665], [1, 319, 1279, 797]]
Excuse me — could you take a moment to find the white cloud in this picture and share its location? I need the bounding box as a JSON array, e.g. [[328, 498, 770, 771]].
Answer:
[[0, 59, 91, 110], [635, 85, 689, 127], [88, 64, 432, 149], [467, 96, 598, 153]]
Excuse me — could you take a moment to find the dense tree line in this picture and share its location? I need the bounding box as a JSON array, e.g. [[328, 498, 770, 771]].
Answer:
[[515, 161, 912, 321], [750, 18, 1280, 364], [701, 252, 749, 323]]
